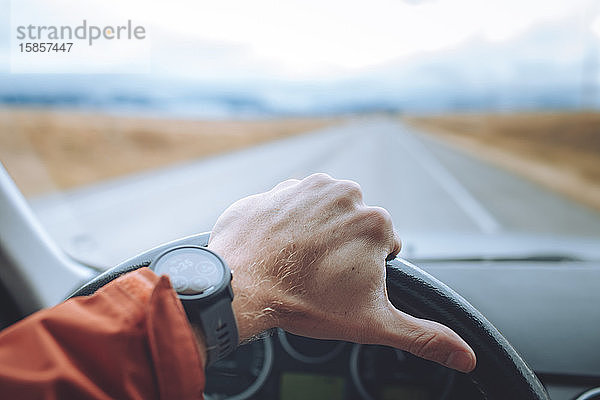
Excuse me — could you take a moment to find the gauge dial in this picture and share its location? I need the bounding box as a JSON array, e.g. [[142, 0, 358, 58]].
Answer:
[[205, 336, 273, 400], [278, 329, 346, 364], [350, 344, 454, 400]]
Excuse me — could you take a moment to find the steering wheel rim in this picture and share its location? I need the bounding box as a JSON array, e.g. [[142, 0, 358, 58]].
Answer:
[[69, 232, 549, 400], [386, 258, 549, 400]]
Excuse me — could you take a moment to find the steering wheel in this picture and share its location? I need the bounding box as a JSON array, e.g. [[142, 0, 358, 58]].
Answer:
[[386, 257, 549, 400], [69, 232, 550, 400]]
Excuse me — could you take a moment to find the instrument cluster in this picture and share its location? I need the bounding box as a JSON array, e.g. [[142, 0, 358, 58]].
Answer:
[[205, 329, 455, 400]]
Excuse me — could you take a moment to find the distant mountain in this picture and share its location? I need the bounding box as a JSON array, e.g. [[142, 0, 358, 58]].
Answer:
[[0, 18, 596, 116]]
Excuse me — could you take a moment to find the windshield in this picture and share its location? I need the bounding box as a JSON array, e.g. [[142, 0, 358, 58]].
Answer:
[[1, 0, 599, 267]]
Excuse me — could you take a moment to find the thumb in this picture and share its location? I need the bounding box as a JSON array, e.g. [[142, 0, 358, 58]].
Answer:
[[368, 303, 477, 373]]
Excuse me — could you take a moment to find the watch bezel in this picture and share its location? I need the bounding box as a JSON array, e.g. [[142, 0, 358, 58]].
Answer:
[[149, 245, 231, 301]]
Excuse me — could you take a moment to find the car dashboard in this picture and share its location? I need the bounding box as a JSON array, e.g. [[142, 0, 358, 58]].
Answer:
[[205, 329, 469, 400]]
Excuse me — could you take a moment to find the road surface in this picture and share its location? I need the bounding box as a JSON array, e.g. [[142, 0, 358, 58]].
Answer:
[[30, 117, 600, 267]]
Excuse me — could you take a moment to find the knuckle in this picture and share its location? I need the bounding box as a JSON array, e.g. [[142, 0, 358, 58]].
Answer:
[[272, 178, 299, 191], [344, 180, 363, 199], [408, 330, 444, 360], [333, 192, 354, 210], [364, 207, 393, 230], [334, 180, 363, 203], [355, 207, 394, 243], [305, 172, 333, 184]]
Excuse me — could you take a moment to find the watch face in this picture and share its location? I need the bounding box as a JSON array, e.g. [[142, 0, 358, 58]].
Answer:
[[152, 247, 225, 297]]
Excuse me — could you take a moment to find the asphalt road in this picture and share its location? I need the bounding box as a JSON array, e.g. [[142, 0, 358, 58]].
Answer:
[[30, 117, 600, 267]]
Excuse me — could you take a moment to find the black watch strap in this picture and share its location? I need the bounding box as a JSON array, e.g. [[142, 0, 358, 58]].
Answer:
[[182, 296, 239, 366]]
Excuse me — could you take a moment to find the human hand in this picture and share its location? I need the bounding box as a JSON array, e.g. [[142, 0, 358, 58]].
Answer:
[[207, 173, 476, 372]]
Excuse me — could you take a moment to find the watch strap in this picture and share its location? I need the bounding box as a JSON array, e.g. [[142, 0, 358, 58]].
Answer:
[[182, 296, 239, 366]]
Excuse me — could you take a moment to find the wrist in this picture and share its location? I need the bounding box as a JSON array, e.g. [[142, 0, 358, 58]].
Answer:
[[207, 242, 278, 342], [231, 275, 279, 342]]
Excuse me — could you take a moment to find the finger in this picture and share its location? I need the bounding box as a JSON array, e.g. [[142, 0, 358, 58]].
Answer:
[[387, 229, 402, 261], [360, 206, 396, 249], [370, 304, 477, 373]]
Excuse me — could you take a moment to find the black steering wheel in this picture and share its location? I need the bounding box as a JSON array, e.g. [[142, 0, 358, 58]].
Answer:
[[69, 232, 549, 400], [386, 257, 549, 400]]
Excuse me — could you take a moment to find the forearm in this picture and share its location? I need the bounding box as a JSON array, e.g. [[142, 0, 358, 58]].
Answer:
[[0, 268, 206, 399]]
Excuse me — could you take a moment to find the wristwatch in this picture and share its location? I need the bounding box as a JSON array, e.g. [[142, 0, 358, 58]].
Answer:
[[149, 245, 239, 366], [66, 233, 238, 366]]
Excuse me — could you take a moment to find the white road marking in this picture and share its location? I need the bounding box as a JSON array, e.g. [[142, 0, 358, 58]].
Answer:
[[395, 125, 501, 234]]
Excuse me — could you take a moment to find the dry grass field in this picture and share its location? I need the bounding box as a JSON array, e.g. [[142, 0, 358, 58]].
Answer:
[[0, 107, 341, 196], [404, 112, 600, 211]]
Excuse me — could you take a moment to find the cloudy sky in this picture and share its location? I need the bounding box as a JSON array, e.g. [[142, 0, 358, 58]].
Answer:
[[1, 0, 599, 112], [1, 0, 598, 77], [145, 0, 599, 80]]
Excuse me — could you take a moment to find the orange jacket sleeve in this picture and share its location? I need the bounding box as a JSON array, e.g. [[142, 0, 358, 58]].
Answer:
[[0, 267, 206, 399]]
